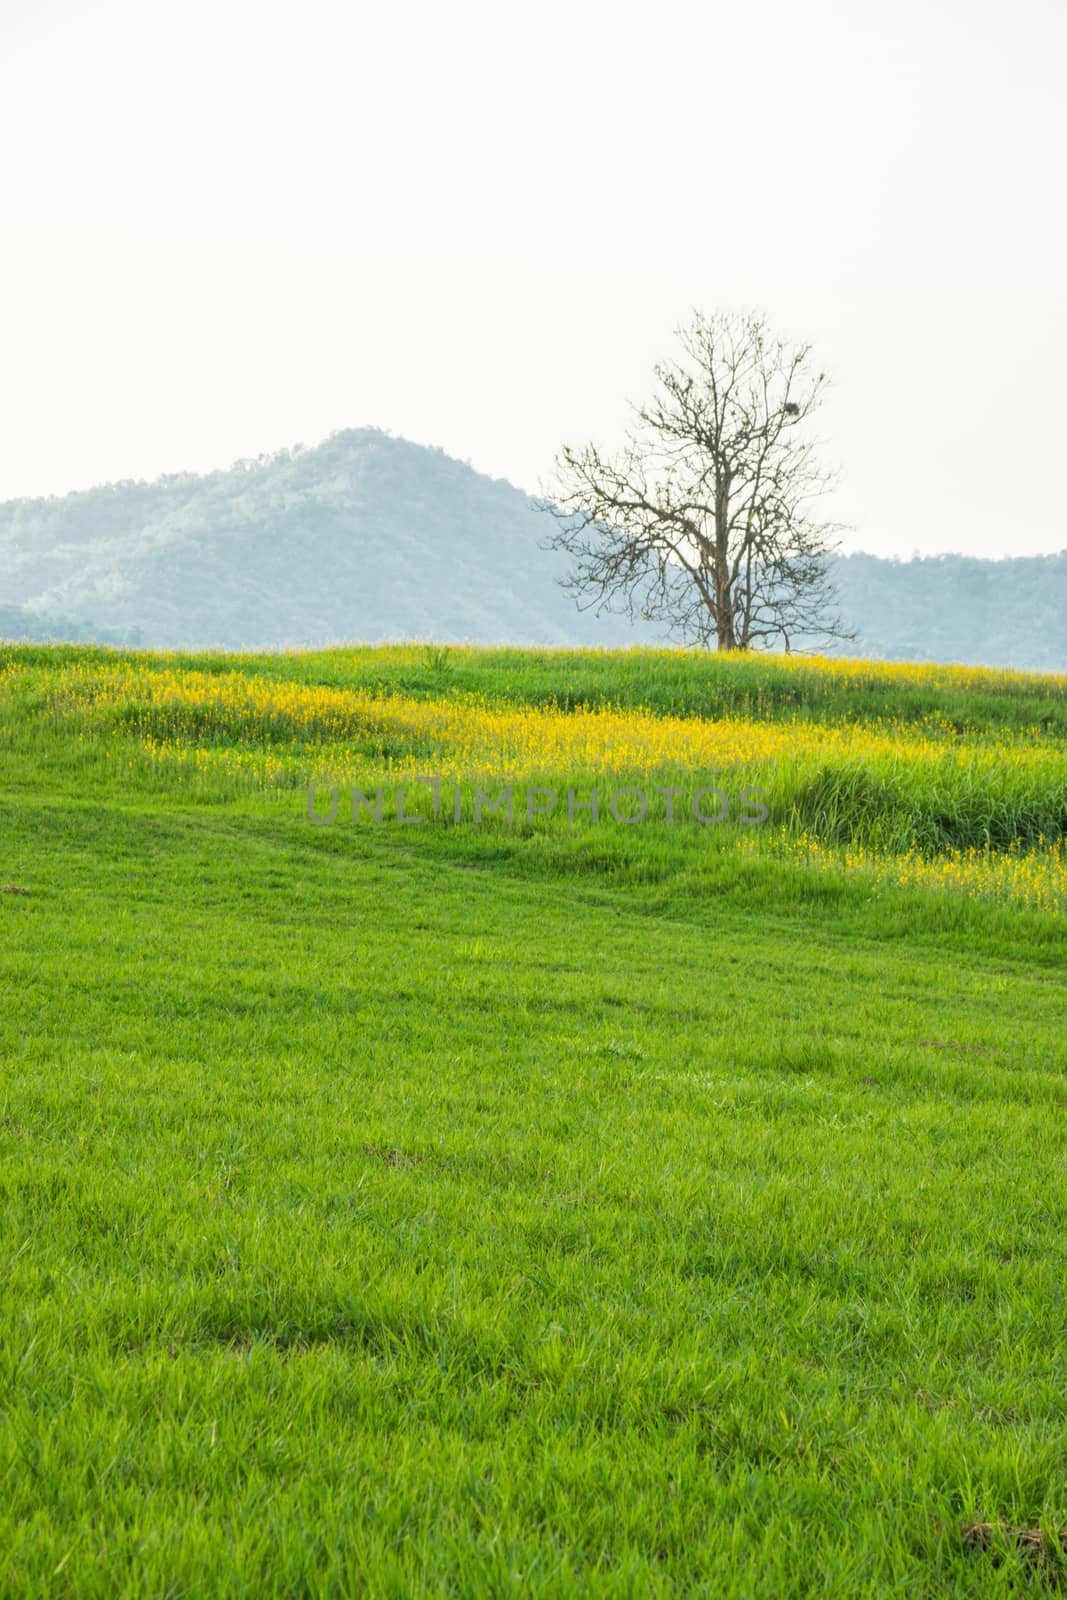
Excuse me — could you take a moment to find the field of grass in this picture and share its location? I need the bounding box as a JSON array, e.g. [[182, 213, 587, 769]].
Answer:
[[1, 641, 1065, 1597]]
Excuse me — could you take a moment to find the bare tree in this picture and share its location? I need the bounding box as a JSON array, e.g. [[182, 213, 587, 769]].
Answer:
[[539, 310, 854, 652]]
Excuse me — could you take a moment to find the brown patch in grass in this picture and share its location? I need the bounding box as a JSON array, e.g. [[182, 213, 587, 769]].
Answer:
[[914, 1388, 957, 1412], [922, 1038, 992, 1056], [0, 884, 31, 896], [362, 1144, 419, 1169], [962, 1521, 1067, 1577]]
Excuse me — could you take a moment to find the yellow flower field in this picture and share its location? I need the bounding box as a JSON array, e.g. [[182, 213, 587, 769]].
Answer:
[[25, 660, 1067, 779], [3, 647, 1065, 912], [740, 827, 1067, 914]]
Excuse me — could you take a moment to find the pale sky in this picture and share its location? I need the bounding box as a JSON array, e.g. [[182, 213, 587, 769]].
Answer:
[[1, 0, 1064, 558]]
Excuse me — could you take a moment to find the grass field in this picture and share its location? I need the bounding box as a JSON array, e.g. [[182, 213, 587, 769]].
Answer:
[[2, 642, 1066, 1597]]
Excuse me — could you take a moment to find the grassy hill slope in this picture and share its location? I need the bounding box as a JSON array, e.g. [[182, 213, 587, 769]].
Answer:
[[1, 645, 1065, 1596]]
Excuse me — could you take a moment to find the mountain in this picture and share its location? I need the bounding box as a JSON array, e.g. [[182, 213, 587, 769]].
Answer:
[[0, 430, 665, 652], [1, 428, 1064, 668], [826, 552, 1067, 671]]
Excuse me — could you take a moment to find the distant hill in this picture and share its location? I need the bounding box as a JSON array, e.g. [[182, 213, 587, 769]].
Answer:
[[0, 430, 662, 653], [825, 551, 1067, 671], [1, 428, 1064, 668]]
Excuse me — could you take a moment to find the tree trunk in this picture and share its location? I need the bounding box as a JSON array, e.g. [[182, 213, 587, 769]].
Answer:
[[715, 600, 736, 651], [714, 477, 736, 650]]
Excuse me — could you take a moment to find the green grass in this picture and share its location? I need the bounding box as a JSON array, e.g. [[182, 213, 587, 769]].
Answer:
[[1, 645, 1066, 1597], [7, 638, 1067, 732]]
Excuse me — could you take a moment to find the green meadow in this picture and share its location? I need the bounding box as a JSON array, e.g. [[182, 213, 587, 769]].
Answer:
[[1, 642, 1065, 1598]]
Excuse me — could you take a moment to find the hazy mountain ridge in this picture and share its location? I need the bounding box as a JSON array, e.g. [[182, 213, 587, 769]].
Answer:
[[826, 551, 1067, 670], [1, 428, 1064, 668], [0, 431, 661, 651]]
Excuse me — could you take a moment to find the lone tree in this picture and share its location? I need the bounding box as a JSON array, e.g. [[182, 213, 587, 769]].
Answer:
[[540, 310, 853, 652]]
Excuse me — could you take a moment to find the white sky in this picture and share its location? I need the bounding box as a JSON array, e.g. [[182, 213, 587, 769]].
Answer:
[[1, 0, 1064, 557]]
